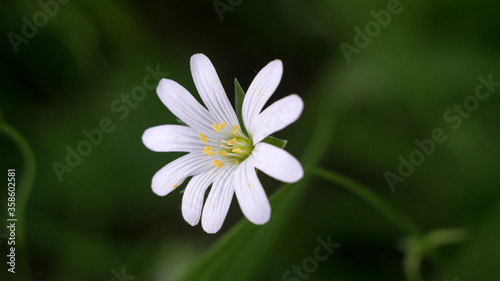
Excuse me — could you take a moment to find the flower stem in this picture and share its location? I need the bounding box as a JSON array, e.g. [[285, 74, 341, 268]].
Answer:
[[0, 115, 36, 281], [308, 167, 422, 237]]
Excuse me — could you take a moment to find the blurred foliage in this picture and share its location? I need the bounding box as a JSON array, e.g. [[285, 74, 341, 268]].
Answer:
[[1, 0, 500, 280]]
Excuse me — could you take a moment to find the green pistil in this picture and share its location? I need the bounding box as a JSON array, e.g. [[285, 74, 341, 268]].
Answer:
[[227, 136, 254, 162]]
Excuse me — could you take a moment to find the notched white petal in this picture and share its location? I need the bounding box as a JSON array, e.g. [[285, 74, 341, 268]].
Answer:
[[250, 142, 303, 183], [242, 60, 283, 134], [156, 78, 217, 139], [142, 125, 202, 152], [234, 160, 271, 225], [201, 166, 235, 233], [182, 169, 217, 226], [152, 153, 212, 196], [252, 94, 304, 143], [190, 54, 238, 127]]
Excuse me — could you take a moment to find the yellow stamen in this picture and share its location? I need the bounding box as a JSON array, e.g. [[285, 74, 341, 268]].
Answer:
[[216, 151, 228, 156], [212, 159, 224, 168], [199, 132, 207, 144], [203, 150, 214, 157], [218, 122, 226, 131], [213, 123, 220, 133], [232, 124, 239, 134], [232, 148, 242, 153], [173, 185, 178, 188], [228, 138, 237, 145], [205, 146, 212, 151]]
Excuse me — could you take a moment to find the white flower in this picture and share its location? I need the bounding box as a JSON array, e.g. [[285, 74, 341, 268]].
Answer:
[[142, 53, 304, 233]]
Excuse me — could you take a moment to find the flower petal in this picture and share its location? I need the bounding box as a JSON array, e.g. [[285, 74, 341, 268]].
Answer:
[[251, 94, 304, 143], [242, 60, 283, 136], [156, 78, 218, 139], [182, 168, 218, 226], [250, 142, 303, 183], [142, 125, 203, 152], [191, 54, 239, 128], [234, 160, 271, 225], [151, 153, 212, 196], [201, 166, 236, 233]]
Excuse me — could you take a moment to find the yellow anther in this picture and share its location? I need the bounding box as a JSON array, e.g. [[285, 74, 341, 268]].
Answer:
[[232, 124, 239, 134], [218, 122, 226, 131], [212, 159, 224, 168], [173, 185, 178, 189], [228, 138, 237, 145], [216, 151, 228, 156], [205, 146, 212, 151], [213, 123, 220, 133], [199, 132, 207, 144], [232, 148, 242, 153], [203, 150, 214, 157]]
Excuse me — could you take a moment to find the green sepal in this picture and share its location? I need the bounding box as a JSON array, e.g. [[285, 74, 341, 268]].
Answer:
[[176, 119, 187, 126], [262, 136, 287, 149], [234, 78, 249, 137]]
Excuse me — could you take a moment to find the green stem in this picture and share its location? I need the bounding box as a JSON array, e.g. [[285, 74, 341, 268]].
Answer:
[[308, 167, 422, 237], [0, 121, 36, 235], [0, 117, 36, 281]]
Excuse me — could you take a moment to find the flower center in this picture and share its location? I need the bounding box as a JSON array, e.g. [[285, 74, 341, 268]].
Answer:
[[199, 122, 253, 168]]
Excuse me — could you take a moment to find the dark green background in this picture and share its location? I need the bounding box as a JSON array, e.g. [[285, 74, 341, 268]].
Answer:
[[1, 0, 499, 280]]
